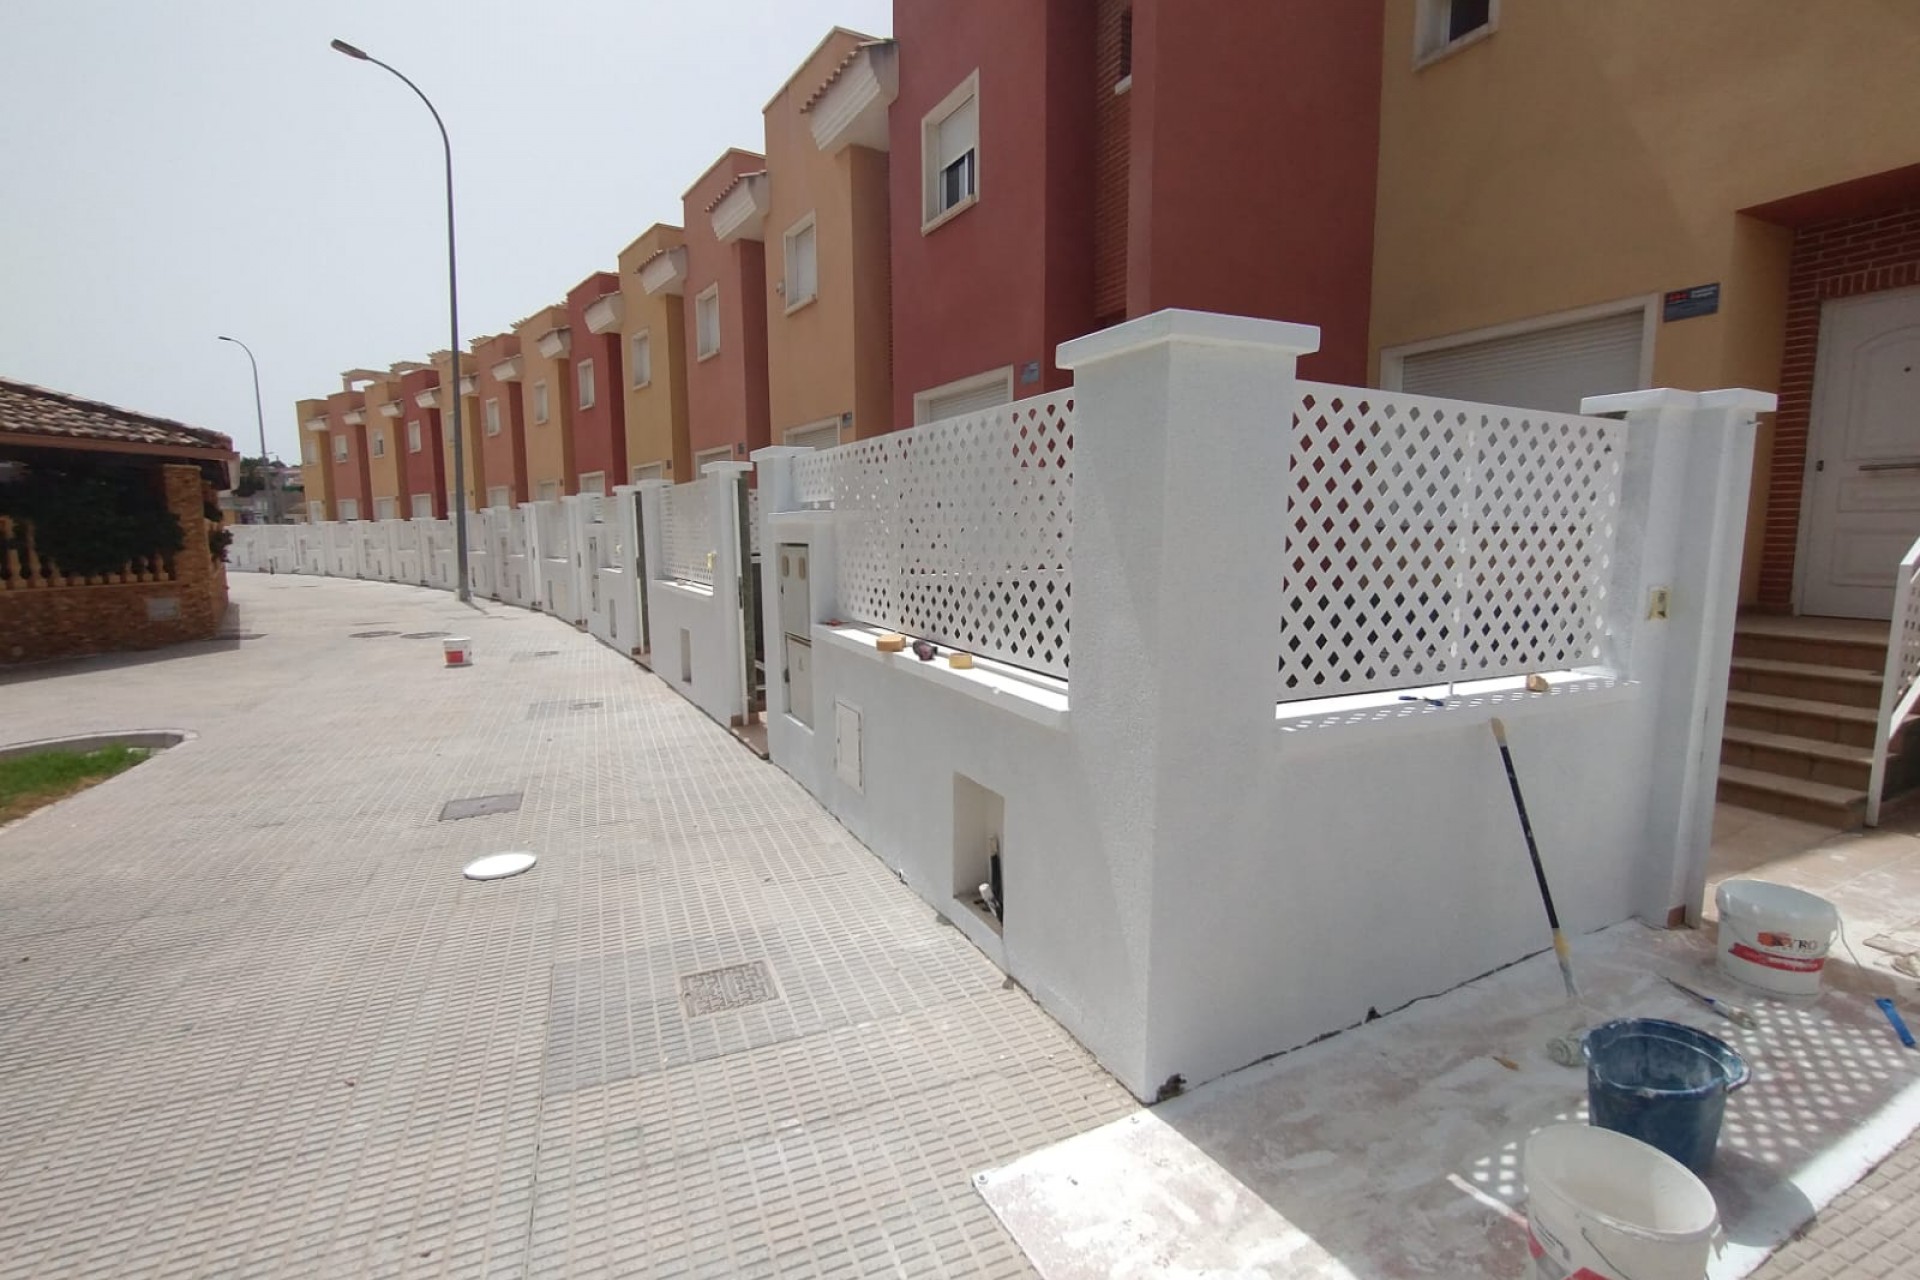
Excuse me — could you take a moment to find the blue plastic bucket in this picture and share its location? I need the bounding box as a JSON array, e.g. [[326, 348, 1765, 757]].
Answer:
[[1583, 1018, 1749, 1175]]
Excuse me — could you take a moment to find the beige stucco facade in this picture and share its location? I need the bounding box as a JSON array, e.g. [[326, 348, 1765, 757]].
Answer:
[[616, 225, 694, 482], [430, 350, 484, 517], [764, 28, 893, 444], [359, 372, 406, 519], [513, 305, 575, 499], [294, 398, 334, 520], [1370, 0, 1920, 603]]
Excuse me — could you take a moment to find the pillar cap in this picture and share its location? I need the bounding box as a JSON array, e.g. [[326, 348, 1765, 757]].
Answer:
[[1580, 387, 1777, 416], [1057, 308, 1321, 372]]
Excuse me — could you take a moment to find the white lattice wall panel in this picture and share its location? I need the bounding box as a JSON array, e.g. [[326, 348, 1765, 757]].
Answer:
[[1890, 541, 1920, 716], [1282, 382, 1623, 702], [814, 393, 1074, 678], [661, 477, 716, 587], [791, 451, 833, 507], [746, 487, 762, 557]]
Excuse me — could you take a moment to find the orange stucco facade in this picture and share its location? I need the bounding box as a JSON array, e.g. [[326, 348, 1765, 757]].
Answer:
[[358, 371, 407, 520], [513, 305, 575, 499], [617, 224, 694, 482], [683, 149, 773, 469], [295, 398, 335, 520], [764, 29, 894, 446]]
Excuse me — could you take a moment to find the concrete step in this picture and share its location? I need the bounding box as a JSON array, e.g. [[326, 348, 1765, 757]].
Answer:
[[1717, 763, 1865, 827], [1728, 655, 1884, 709], [1721, 724, 1875, 790], [1724, 690, 1880, 748], [1733, 617, 1887, 672]]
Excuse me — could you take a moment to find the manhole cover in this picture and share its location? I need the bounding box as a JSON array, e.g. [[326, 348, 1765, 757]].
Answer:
[[679, 961, 779, 1016], [464, 851, 537, 881], [510, 650, 562, 663], [401, 631, 452, 640], [438, 792, 524, 821], [349, 630, 400, 639], [569, 701, 603, 711]]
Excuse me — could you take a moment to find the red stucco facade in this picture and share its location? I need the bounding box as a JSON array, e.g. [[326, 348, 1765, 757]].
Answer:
[[889, 0, 1381, 424], [323, 389, 371, 520], [565, 271, 627, 490], [397, 366, 446, 518], [682, 150, 773, 466], [471, 332, 529, 506]]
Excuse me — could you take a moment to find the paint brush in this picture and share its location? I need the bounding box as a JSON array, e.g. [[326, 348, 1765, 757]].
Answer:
[[1663, 976, 1758, 1030], [1876, 998, 1916, 1048]]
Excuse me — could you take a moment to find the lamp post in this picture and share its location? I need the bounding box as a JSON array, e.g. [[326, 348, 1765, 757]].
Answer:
[[330, 37, 470, 602], [216, 334, 275, 524]]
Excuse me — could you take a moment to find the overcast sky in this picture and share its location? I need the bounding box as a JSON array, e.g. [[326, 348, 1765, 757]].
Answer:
[[0, 0, 892, 463]]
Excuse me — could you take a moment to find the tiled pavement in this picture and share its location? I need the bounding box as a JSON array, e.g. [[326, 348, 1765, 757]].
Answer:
[[0, 576, 1134, 1278]]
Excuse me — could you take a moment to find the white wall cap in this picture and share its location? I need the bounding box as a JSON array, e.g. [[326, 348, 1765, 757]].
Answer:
[[701, 460, 752, 476], [635, 477, 673, 491], [1699, 388, 1778, 414], [1056, 309, 1321, 371], [751, 445, 813, 462]]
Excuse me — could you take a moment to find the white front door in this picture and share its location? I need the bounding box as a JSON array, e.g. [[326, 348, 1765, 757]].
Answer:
[[1801, 286, 1920, 619]]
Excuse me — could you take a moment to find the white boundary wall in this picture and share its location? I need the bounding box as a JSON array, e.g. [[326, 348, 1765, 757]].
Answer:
[[639, 463, 751, 729], [757, 309, 1771, 1101]]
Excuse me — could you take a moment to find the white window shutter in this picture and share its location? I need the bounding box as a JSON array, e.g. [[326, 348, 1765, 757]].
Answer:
[[1399, 311, 1643, 415]]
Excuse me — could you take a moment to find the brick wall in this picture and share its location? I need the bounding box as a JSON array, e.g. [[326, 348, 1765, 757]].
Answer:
[[1, 464, 228, 665], [1091, 0, 1132, 324], [1760, 206, 1920, 608]]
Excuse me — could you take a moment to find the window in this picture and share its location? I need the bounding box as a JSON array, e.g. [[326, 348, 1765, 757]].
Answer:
[[374, 496, 397, 520], [632, 461, 667, 484], [533, 381, 550, 424], [337, 498, 360, 521], [578, 358, 596, 409], [630, 332, 652, 387], [537, 480, 560, 502], [922, 72, 979, 229], [411, 493, 434, 518], [784, 419, 843, 451], [308, 501, 325, 521], [578, 471, 606, 496], [487, 485, 511, 509], [484, 398, 501, 436], [371, 430, 386, 458], [783, 214, 818, 311], [302, 439, 314, 463], [1416, 0, 1495, 63], [407, 420, 422, 453], [1115, 6, 1133, 92], [695, 285, 721, 360], [333, 434, 348, 461], [914, 366, 1014, 424], [694, 444, 732, 473]]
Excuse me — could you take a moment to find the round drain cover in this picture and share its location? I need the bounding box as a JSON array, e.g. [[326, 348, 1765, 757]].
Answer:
[[463, 852, 537, 881]]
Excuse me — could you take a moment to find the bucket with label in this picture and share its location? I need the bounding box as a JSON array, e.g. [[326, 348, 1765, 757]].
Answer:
[[443, 637, 472, 668], [1582, 1018, 1749, 1175], [1715, 879, 1838, 997], [1524, 1124, 1719, 1280]]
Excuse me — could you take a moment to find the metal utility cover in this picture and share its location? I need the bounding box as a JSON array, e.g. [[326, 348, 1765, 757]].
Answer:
[[438, 792, 524, 821], [679, 962, 779, 1016], [350, 630, 400, 638], [401, 631, 452, 640]]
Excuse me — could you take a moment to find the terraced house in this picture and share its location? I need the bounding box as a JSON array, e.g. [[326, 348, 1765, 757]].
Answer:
[[617, 224, 693, 482]]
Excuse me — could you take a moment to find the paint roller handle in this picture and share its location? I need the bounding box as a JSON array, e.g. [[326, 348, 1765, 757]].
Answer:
[[1490, 717, 1508, 747]]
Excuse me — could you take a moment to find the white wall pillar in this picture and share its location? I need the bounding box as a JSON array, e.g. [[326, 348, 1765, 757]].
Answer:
[[705, 460, 754, 725], [1584, 387, 1773, 927], [1056, 310, 1320, 1096]]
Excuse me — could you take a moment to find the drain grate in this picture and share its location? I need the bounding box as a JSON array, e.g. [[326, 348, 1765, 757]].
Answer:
[[569, 700, 603, 711], [401, 630, 452, 640], [349, 630, 400, 639], [679, 961, 780, 1016], [438, 792, 524, 821], [510, 649, 562, 663]]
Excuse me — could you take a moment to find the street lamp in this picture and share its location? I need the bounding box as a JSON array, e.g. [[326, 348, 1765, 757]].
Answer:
[[216, 334, 275, 524], [329, 37, 471, 603]]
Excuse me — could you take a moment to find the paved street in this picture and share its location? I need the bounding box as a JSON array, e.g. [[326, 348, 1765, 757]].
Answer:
[[0, 575, 1133, 1278]]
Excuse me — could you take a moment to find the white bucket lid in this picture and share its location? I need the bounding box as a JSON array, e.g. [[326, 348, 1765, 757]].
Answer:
[[1715, 879, 1838, 933]]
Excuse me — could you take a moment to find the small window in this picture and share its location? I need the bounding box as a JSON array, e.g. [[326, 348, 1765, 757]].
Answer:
[[578, 358, 596, 409], [922, 73, 979, 229], [532, 381, 550, 424], [407, 420, 422, 453], [372, 430, 387, 458], [487, 485, 511, 509], [411, 493, 434, 518], [1417, 0, 1495, 62], [1118, 7, 1133, 80], [374, 496, 397, 520], [696, 286, 721, 360], [302, 439, 314, 463], [308, 501, 325, 521], [333, 434, 348, 461], [784, 420, 843, 451], [537, 479, 560, 502], [632, 461, 667, 484], [783, 215, 818, 310], [337, 498, 360, 521], [630, 331, 652, 387], [694, 444, 732, 473], [484, 398, 501, 436], [578, 471, 606, 496]]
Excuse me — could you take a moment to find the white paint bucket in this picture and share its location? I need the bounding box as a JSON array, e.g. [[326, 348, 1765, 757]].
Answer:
[[1714, 879, 1839, 997], [443, 637, 472, 668], [1525, 1125, 1718, 1280]]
